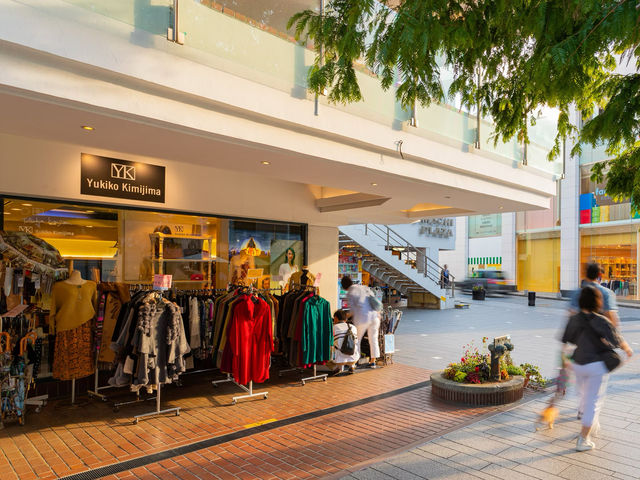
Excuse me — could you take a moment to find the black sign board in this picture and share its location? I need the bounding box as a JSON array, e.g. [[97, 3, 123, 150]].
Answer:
[[81, 153, 165, 203]]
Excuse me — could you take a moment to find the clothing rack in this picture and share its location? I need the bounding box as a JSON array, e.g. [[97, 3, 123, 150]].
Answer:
[[132, 383, 179, 424], [212, 373, 268, 405], [277, 283, 327, 385]]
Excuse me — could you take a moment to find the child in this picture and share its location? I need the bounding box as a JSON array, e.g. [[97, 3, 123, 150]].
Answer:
[[330, 309, 359, 375]]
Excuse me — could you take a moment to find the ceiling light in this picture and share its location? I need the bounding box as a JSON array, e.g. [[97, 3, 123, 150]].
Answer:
[[499, 206, 504, 210], [444, 195, 451, 199], [86, 225, 94, 228], [371, 183, 378, 186], [3, 212, 10, 215], [261, 161, 271, 165], [10, 208, 20, 211], [21, 203, 32, 207], [81, 125, 95, 131]]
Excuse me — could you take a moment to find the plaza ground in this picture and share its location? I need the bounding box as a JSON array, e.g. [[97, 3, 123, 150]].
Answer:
[[2, 295, 639, 479]]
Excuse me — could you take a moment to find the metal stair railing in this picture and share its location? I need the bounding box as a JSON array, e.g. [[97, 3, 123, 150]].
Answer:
[[362, 224, 455, 297]]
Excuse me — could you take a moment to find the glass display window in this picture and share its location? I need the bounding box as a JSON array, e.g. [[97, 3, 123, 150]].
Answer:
[[580, 227, 638, 299]]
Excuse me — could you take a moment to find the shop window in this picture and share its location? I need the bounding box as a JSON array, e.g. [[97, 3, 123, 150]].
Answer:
[[580, 228, 637, 299], [0, 197, 306, 382]]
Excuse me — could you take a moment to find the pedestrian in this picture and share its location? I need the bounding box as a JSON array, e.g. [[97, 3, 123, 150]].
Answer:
[[341, 275, 381, 368], [328, 309, 359, 375], [440, 264, 450, 288], [570, 262, 619, 327], [561, 285, 633, 451]]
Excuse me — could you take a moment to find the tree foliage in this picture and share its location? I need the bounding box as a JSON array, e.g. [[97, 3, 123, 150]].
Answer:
[[288, 1, 640, 208]]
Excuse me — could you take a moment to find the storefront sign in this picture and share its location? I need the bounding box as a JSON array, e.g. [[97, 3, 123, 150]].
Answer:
[[468, 214, 502, 238], [81, 154, 165, 203]]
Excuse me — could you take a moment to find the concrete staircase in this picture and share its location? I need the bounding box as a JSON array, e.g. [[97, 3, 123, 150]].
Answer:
[[339, 224, 455, 309]]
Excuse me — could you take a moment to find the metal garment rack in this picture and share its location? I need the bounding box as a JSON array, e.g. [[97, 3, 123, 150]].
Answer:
[[133, 383, 180, 424], [212, 373, 268, 405]]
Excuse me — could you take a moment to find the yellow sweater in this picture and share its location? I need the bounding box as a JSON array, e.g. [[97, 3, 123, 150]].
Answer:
[[50, 281, 97, 333]]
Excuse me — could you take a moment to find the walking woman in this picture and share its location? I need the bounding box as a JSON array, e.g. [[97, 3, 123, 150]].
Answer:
[[561, 285, 633, 451]]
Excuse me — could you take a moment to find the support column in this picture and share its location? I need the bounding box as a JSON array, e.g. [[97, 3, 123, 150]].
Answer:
[[308, 225, 339, 310], [501, 212, 516, 280], [560, 110, 581, 295]]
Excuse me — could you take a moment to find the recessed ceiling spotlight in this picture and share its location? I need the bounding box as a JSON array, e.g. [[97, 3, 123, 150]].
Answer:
[[261, 161, 271, 165], [371, 182, 378, 186], [86, 225, 94, 228], [499, 206, 504, 210], [444, 195, 451, 199], [81, 125, 95, 131], [86, 210, 95, 213], [10, 208, 20, 211], [3, 212, 10, 215], [21, 203, 32, 207]]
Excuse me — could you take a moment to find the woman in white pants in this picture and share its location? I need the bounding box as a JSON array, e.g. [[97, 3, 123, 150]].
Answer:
[[341, 276, 381, 368], [562, 286, 633, 451]]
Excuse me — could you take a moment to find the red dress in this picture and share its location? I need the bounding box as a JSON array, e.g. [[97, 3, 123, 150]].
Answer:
[[223, 295, 273, 385]]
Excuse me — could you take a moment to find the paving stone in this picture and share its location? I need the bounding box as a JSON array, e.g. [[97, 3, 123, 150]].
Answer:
[[447, 451, 491, 470], [512, 464, 568, 480], [350, 468, 396, 480], [370, 462, 424, 480], [558, 464, 614, 480]]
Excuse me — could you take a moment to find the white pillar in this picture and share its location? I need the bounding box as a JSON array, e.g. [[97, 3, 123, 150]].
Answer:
[[308, 225, 339, 310], [438, 216, 468, 281], [560, 110, 581, 294], [501, 212, 516, 280]]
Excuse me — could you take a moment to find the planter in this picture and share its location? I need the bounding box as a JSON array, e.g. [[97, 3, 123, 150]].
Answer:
[[472, 290, 486, 300], [431, 372, 524, 406]]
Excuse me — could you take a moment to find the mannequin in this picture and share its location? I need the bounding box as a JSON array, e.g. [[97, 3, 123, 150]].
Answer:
[[65, 270, 85, 286], [51, 269, 97, 404]]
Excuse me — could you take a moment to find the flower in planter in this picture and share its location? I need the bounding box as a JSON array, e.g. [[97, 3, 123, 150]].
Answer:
[[472, 284, 485, 292]]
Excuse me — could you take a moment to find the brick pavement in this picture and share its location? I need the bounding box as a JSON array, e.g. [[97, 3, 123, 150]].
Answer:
[[0, 364, 516, 480]]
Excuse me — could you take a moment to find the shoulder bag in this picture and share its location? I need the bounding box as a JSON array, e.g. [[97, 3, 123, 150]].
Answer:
[[585, 317, 621, 372], [340, 323, 356, 355]]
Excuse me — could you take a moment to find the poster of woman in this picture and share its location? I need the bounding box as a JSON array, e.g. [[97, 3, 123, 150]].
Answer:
[[270, 240, 303, 290]]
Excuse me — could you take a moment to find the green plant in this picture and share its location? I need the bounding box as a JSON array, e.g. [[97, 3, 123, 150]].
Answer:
[[472, 284, 485, 292], [506, 364, 525, 377], [520, 363, 548, 387], [453, 371, 467, 383]]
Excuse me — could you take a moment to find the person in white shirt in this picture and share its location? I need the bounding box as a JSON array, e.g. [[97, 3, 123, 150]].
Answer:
[[330, 309, 359, 375], [341, 275, 381, 368]]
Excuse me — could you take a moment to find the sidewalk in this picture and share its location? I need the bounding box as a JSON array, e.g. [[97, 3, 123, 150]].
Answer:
[[342, 358, 640, 480]]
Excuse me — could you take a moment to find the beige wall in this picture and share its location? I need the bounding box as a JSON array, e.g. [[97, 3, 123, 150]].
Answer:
[[307, 225, 339, 312]]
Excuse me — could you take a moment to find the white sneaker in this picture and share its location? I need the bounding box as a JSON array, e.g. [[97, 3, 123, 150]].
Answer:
[[576, 435, 595, 452]]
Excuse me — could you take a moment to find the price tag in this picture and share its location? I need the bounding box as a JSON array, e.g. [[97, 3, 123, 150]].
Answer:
[[17, 274, 24, 288], [33, 274, 41, 290], [314, 272, 322, 287], [153, 274, 172, 291]]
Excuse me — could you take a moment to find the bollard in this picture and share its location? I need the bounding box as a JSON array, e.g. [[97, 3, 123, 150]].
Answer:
[[528, 291, 536, 306]]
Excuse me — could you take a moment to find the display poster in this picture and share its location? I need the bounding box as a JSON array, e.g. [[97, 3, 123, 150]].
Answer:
[[270, 239, 304, 289], [228, 230, 272, 287], [468, 214, 502, 238], [228, 223, 304, 289], [81, 153, 165, 203]]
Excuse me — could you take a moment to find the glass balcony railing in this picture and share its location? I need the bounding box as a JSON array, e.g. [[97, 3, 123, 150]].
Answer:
[[580, 143, 610, 165], [36, 1, 561, 173]]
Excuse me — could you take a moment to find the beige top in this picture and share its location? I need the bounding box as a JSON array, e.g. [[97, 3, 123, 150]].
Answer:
[[50, 280, 97, 333]]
